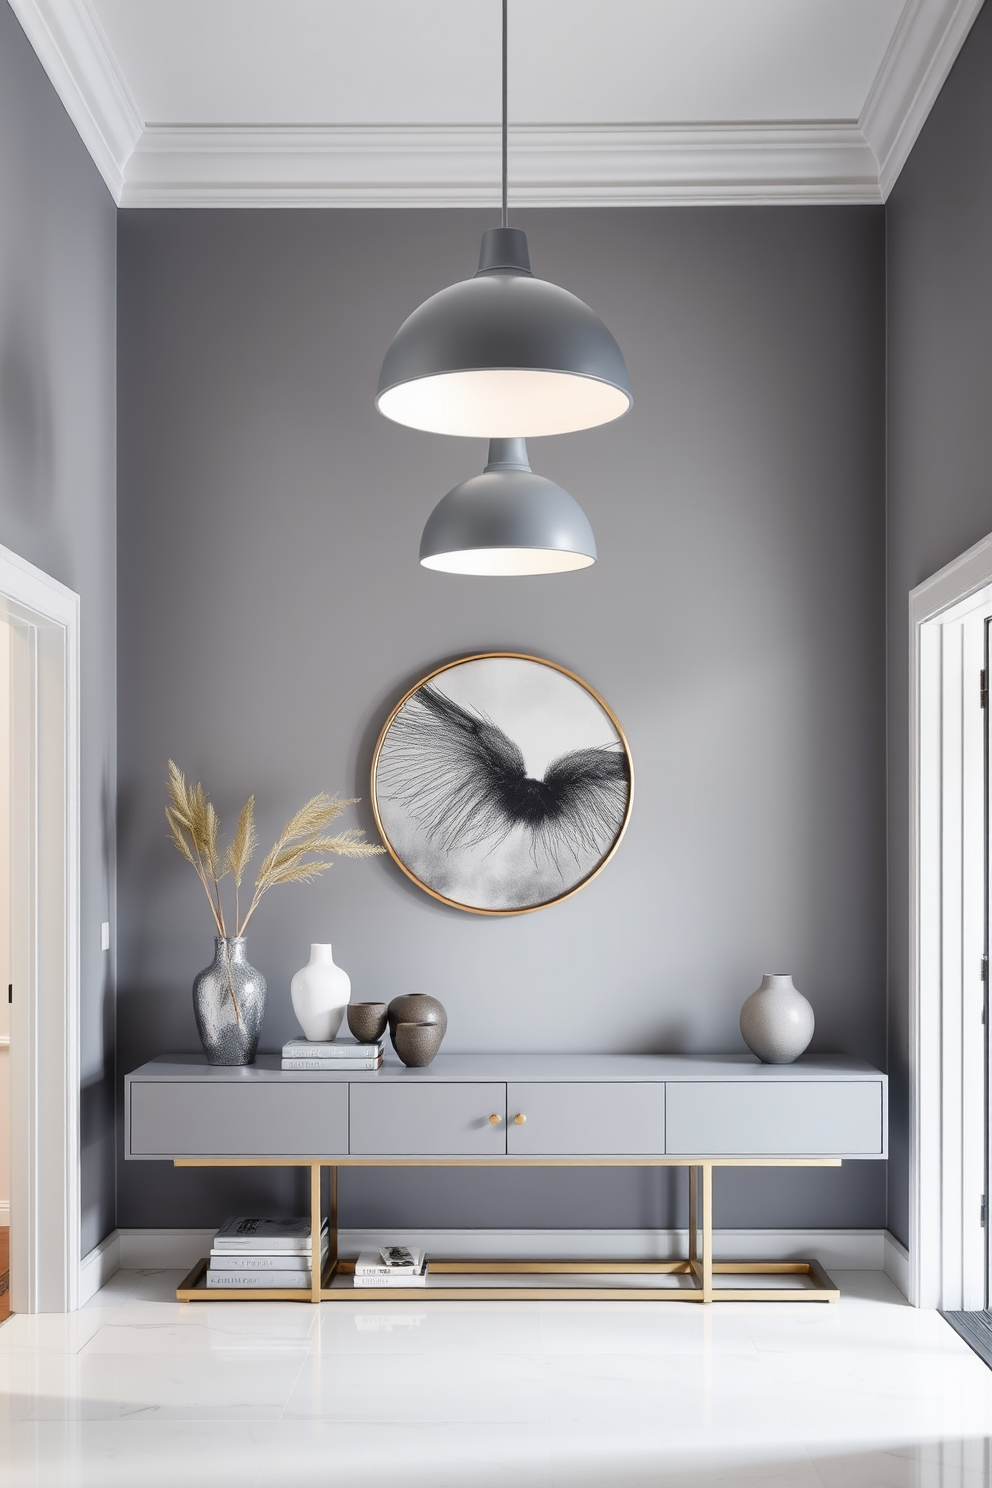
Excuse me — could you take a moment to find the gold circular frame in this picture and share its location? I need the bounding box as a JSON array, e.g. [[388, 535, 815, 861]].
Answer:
[[370, 652, 634, 916]]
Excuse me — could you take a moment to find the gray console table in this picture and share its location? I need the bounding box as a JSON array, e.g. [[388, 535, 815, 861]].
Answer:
[[124, 1052, 887, 1305]]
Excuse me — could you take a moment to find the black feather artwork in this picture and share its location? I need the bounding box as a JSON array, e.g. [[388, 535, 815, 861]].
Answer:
[[376, 683, 629, 877]]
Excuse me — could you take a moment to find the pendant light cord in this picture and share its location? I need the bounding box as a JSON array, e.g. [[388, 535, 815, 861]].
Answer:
[[501, 0, 508, 227]]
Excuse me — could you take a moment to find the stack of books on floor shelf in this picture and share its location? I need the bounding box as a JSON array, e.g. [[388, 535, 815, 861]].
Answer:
[[206, 1216, 328, 1289], [353, 1246, 428, 1288], [281, 1036, 383, 1071]]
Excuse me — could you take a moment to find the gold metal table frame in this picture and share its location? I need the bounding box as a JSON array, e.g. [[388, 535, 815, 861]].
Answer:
[[175, 1156, 841, 1304]]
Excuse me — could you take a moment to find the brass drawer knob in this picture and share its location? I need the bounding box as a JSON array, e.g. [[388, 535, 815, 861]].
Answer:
[[513, 1114, 526, 1125], [489, 1113, 501, 1125]]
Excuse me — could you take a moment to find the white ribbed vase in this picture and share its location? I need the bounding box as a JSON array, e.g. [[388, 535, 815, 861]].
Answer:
[[739, 973, 814, 1064], [290, 943, 351, 1042]]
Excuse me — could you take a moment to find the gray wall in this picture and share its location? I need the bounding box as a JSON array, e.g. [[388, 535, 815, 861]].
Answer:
[[117, 204, 886, 1232], [0, 2, 117, 1253], [886, 1, 992, 1246]]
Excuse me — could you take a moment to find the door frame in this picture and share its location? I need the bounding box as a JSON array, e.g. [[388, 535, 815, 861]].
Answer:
[[910, 530, 992, 1309], [0, 542, 80, 1314]]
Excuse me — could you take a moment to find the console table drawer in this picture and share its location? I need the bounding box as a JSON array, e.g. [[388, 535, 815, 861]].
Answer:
[[665, 1081, 883, 1156], [349, 1083, 507, 1156], [128, 1080, 349, 1157], [506, 1083, 666, 1155]]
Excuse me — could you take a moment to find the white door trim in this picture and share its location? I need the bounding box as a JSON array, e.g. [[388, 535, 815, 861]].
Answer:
[[909, 530, 992, 1309], [0, 542, 80, 1314]]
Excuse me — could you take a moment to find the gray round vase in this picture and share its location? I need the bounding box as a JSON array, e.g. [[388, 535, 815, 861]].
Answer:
[[193, 937, 266, 1066], [739, 973, 814, 1064], [387, 993, 447, 1041], [387, 994, 447, 1067]]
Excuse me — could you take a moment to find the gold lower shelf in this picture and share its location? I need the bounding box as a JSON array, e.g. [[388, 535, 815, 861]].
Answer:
[[176, 1256, 839, 1304]]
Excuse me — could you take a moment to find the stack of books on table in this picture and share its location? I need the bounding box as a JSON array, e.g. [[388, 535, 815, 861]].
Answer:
[[353, 1246, 428, 1288], [281, 1037, 383, 1071], [206, 1216, 328, 1290]]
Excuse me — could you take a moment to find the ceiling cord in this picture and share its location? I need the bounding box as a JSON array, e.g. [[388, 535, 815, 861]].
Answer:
[[502, 0, 508, 227]]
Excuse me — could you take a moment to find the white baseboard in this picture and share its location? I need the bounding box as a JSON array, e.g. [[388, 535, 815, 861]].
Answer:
[[0, 1200, 9, 1225], [94, 1226, 894, 1276], [118, 1228, 215, 1269], [78, 1230, 121, 1306], [883, 1229, 910, 1300], [341, 1227, 889, 1270]]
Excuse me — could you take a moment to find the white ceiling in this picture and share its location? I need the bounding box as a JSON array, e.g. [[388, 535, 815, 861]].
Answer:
[[8, 0, 985, 206], [90, 0, 904, 126]]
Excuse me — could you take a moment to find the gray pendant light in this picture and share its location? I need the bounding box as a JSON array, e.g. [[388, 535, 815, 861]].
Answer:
[[420, 439, 596, 575], [377, 2, 631, 439]]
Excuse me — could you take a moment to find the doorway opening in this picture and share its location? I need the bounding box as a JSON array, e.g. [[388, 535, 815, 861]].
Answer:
[[0, 544, 80, 1315], [910, 532, 992, 1310]]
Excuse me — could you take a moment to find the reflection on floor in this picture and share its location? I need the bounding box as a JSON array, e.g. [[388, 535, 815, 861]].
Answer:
[[0, 1228, 8, 1326], [0, 1269, 991, 1485]]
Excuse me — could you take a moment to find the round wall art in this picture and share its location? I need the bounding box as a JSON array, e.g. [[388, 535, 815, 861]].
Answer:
[[371, 653, 633, 914]]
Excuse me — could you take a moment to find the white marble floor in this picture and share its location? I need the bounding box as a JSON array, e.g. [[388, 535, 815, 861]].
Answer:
[[0, 1269, 991, 1485]]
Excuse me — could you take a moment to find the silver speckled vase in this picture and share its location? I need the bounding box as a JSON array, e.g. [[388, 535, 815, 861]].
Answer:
[[739, 973, 814, 1064], [193, 937, 266, 1066]]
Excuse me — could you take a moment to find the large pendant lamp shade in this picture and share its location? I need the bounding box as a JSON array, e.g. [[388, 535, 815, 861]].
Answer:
[[376, 0, 631, 439], [378, 228, 632, 438], [420, 439, 596, 576]]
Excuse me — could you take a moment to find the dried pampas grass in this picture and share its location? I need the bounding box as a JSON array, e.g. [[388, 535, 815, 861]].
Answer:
[[166, 763, 384, 937]]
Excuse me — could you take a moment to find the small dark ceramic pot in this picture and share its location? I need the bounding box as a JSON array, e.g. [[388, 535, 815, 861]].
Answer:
[[393, 1020, 444, 1068], [347, 1002, 389, 1044], [387, 993, 447, 1040]]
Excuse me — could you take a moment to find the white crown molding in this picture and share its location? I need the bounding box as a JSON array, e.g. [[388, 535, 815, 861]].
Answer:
[[120, 122, 883, 208], [861, 0, 984, 199], [8, 0, 141, 202], [10, 0, 984, 208]]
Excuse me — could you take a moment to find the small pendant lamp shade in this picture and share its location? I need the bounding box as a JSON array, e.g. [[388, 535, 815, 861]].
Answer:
[[420, 438, 597, 576], [378, 229, 632, 439]]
